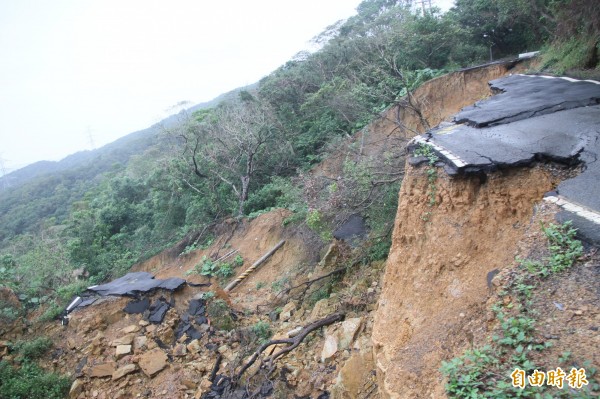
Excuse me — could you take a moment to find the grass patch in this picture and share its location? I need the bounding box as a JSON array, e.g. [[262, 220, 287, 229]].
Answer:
[[541, 38, 599, 75]]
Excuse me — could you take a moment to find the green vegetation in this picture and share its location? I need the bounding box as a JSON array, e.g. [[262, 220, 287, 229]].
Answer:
[[540, 0, 600, 74], [12, 337, 53, 361], [306, 210, 333, 241], [207, 299, 235, 331], [414, 143, 440, 207], [441, 222, 595, 398], [542, 221, 584, 274], [307, 285, 331, 307], [271, 277, 290, 293], [233, 254, 244, 267], [0, 336, 70, 399], [201, 291, 215, 301], [186, 254, 243, 281], [0, 361, 71, 399], [251, 321, 272, 344]]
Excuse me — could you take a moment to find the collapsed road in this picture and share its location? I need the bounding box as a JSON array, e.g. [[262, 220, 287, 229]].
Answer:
[[63, 272, 189, 323], [411, 74, 600, 244], [63, 272, 213, 338]]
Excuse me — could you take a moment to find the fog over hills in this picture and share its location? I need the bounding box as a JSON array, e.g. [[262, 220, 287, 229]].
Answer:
[[1, 85, 253, 192]]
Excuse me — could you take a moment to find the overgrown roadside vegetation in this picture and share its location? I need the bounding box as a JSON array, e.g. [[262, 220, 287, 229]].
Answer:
[[441, 221, 598, 398]]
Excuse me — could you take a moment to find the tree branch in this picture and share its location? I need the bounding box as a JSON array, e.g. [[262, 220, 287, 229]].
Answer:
[[235, 313, 344, 381]]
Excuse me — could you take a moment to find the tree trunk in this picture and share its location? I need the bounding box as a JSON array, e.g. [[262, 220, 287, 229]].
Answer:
[[238, 175, 250, 216]]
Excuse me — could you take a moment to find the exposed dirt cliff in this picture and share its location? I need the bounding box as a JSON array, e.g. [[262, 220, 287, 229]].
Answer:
[[372, 165, 562, 398]]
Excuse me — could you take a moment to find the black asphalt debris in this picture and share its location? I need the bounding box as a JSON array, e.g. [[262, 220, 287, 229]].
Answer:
[[174, 298, 208, 342], [88, 272, 186, 296], [63, 272, 187, 322], [148, 298, 171, 324], [124, 297, 150, 314], [415, 74, 600, 244]]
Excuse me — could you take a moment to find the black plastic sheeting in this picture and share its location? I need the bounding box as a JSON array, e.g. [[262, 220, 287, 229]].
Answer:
[[333, 214, 367, 244]]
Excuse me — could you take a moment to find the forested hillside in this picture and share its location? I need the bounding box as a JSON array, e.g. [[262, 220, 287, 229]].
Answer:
[[1, 0, 598, 323]]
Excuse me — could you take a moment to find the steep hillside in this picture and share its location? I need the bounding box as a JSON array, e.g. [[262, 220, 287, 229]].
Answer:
[[1, 1, 599, 398], [373, 73, 600, 397], [0, 84, 253, 243], [9, 61, 588, 399]]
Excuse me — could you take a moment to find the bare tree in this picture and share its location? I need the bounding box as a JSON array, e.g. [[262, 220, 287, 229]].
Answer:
[[167, 94, 291, 216]]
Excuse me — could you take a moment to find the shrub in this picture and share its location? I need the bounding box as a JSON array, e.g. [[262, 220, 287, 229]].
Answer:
[[216, 262, 233, 278], [0, 300, 21, 324], [0, 360, 71, 399], [13, 336, 53, 360], [251, 321, 272, 344], [306, 209, 333, 241], [233, 254, 244, 267], [207, 299, 234, 331]]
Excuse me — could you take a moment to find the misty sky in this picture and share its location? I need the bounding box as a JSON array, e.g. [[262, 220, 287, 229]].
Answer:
[[0, 0, 453, 173]]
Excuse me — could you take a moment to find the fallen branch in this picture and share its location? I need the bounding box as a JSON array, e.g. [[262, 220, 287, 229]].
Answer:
[[210, 353, 223, 382], [275, 266, 347, 300], [235, 313, 344, 380]]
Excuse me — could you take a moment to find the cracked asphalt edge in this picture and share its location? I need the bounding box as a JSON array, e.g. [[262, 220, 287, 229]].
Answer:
[[543, 195, 600, 225]]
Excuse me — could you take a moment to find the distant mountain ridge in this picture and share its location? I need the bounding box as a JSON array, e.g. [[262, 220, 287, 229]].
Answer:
[[0, 84, 254, 242], [1, 84, 254, 192]]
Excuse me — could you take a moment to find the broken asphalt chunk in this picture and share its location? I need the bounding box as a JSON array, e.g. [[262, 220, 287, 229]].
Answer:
[[87, 272, 185, 296]]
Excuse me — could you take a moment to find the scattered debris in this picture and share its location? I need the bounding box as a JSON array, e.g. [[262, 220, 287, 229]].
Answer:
[[147, 298, 171, 324], [123, 298, 150, 314]]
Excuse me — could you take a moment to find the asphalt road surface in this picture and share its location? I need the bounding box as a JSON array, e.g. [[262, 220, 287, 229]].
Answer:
[[413, 74, 600, 244]]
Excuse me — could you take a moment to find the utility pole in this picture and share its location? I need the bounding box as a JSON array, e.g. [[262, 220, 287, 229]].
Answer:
[[0, 155, 8, 190], [414, 0, 433, 13], [86, 126, 96, 150]]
